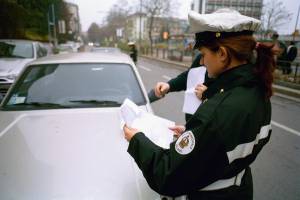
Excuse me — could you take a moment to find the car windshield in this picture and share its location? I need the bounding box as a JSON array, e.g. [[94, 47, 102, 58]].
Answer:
[[2, 63, 146, 110], [0, 41, 34, 58]]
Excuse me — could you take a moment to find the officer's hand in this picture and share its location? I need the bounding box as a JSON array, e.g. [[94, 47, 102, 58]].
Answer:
[[155, 82, 170, 98], [169, 125, 186, 138], [123, 124, 139, 141], [195, 84, 208, 100]]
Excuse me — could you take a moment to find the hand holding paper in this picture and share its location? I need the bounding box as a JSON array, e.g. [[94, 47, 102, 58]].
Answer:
[[182, 66, 207, 114], [120, 99, 175, 149]]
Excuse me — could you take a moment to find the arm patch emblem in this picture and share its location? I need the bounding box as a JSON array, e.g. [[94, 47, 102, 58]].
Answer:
[[175, 131, 195, 155]]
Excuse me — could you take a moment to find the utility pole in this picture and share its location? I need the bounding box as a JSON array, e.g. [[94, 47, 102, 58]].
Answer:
[[139, 0, 143, 52], [293, 4, 300, 41], [48, 4, 58, 47], [52, 4, 57, 46]]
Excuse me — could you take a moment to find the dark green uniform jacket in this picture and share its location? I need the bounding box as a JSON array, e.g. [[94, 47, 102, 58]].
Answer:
[[128, 64, 272, 200], [129, 47, 138, 63]]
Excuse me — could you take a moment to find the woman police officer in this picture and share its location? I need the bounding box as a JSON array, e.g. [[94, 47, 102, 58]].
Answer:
[[123, 8, 274, 200]]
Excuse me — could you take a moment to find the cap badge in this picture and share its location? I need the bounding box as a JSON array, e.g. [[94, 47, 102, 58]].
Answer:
[[216, 32, 221, 38]]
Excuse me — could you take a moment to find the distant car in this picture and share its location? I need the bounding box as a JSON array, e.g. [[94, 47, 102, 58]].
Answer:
[[0, 39, 48, 98], [0, 52, 169, 199], [91, 47, 121, 53], [57, 43, 77, 54]]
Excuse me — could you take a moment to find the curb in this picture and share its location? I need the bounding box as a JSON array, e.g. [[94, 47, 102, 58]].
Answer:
[[141, 55, 300, 102], [140, 55, 189, 69], [272, 85, 300, 100]]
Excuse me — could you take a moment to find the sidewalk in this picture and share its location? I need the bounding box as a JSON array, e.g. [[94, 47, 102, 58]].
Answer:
[[141, 55, 300, 102]]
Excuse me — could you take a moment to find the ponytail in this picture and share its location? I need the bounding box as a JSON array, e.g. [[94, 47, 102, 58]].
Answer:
[[203, 36, 276, 99], [254, 43, 276, 99]]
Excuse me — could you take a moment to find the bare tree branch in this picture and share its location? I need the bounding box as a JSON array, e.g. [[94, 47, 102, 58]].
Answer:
[[261, 0, 292, 32], [141, 0, 178, 54]]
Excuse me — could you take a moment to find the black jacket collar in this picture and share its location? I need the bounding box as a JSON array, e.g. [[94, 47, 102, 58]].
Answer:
[[203, 64, 259, 99]]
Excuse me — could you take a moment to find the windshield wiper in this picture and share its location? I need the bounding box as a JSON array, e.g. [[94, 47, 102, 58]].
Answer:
[[69, 100, 122, 107], [10, 55, 28, 58], [10, 102, 70, 108], [0, 55, 27, 58]]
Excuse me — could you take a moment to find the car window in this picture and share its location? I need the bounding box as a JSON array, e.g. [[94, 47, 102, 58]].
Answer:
[[0, 41, 33, 58], [2, 63, 146, 110], [37, 43, 47, 58]]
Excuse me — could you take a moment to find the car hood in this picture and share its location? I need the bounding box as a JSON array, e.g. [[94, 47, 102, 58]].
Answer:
[[0, 107, 160, 200], [0, 58, 33, 75]]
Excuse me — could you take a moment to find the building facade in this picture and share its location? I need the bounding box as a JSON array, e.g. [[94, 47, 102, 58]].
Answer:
[[191, 0, 263, 19], [126, 13, 188, 42], [66, 2, 81, 40]]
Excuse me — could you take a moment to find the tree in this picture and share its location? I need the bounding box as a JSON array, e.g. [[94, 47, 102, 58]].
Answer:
[[102, 0, 132, 45], [261, 0, 292, 33], [0, 0, 27, 38], [87, 23, 101, 43], [0, 0, 71, 41], [141, 0, 179, 54]]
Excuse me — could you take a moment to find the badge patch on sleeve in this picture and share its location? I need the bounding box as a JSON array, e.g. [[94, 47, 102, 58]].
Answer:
[[175, 131, 195, 155]]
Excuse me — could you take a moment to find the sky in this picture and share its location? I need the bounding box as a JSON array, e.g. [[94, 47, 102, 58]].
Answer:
[[67, 0, 300, 34]]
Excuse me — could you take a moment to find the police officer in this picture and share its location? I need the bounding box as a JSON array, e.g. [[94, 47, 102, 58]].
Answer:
[[123, 8, 273, 200], [128, 42, 138, 63]]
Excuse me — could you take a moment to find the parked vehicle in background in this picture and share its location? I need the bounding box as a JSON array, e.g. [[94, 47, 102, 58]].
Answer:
[[0, 52, 167, 199], [57, 43, 77, 54], [0, 39, 48, 99]]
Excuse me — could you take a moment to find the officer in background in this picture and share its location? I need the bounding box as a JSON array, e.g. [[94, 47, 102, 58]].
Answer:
[[128, 42, 138, 63], [284, 41, 298, 74], [123, 8, 273, 200]]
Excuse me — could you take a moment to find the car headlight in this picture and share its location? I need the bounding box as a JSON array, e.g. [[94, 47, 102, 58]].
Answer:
[[6, 74, 18, 80]]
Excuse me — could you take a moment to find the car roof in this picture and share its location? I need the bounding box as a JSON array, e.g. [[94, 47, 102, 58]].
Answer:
[[30, 52, 135, 65], [0, 39, 38, 44]]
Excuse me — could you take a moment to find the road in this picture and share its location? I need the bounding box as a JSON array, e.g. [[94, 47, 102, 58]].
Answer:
[[136, 57, 300, 200]]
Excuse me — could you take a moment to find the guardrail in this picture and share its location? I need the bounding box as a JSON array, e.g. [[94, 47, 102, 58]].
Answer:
[[276, 59, 300, 84]]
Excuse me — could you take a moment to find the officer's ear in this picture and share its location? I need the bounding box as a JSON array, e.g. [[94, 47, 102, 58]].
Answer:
[[217, 46, 228, 63]]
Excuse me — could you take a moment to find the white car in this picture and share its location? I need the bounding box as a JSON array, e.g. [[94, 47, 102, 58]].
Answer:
[[0, 52, 168, 199], [0, 39, 48, 98], [91, 47, 121, 53]]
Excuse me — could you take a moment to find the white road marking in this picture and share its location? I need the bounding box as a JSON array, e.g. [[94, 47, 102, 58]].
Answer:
[[162, 75, 171, 80], [138, 65, 151, 72], [271, 120, 300, 137]]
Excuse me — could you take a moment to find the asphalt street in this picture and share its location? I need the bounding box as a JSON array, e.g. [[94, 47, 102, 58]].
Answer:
[[136, 57, 300, 200]]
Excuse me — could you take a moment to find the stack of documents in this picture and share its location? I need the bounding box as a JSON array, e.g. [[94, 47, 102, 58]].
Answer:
[[120, 99, 174, 149]]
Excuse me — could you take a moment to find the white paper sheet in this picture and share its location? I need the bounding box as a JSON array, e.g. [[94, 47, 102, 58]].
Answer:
[[120, 99, 174, 149], [182, 66, 206, 114]]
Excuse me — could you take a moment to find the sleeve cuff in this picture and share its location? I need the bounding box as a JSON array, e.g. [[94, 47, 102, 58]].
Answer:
[[127, 132, 145, 156]]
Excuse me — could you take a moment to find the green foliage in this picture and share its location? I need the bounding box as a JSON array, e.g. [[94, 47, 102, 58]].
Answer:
[[117, 41, 131, 52], [0, 0, 27, 38], [0, 0, 70, 41]]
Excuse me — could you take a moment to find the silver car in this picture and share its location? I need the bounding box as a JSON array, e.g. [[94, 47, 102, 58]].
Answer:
[[0, 39, 48, 98], [0, 52, 166, 199], [91, 47, 121, 53]]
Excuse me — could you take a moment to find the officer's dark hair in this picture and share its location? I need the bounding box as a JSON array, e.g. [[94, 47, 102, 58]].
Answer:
[[200, 35, 275, 99]]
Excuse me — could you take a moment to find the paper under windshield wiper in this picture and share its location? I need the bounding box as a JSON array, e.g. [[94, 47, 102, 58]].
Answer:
[[69, 100, 122, 106]]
